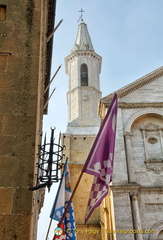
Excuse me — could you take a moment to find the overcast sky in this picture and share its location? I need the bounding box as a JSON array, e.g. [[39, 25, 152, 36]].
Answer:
[[37, 1, 163, 239]]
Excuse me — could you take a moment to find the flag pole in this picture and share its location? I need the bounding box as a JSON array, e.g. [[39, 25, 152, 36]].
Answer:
[[53, 170, 84, 240], [60, 170, 84, 224], [45, 218, 52, 240]]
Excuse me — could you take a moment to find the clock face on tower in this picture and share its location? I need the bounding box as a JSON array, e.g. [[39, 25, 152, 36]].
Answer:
[[82, 95, 88, 101]]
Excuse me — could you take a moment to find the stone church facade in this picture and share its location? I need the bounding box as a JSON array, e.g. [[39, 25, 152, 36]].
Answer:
[[62, 20, 163, 240], [99, 67, 163, 240]]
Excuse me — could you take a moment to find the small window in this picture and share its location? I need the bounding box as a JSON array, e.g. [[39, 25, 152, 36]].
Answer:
[[81, 64, 88, 86], [148, 138, 158, 144], [0, 5, 7, 22]]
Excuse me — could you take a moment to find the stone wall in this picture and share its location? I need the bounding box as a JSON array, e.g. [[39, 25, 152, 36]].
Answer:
[[62, 134, 101, 239], [0, 1, 49, 239]]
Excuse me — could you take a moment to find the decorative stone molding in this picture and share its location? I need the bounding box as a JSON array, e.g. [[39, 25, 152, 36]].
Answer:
[[140, 186, 163, 191], [141, 122, 163, 173], [111, 184, 141, 193], [103, 207, 109, 213], [99, 67, 163, 106], [119, 102, 163, 109], [124, 109, 163, 133], [67, 86, 102, 95], [124, 132, 133, 137], [119, 72, 163, 98], [130, 192, 139, 200], [141, 122, 163, 131], [99, 220, 105, 227], [145, 161, 163, 174], [65, 50, 102, 73], [149, 220, 163, 240]]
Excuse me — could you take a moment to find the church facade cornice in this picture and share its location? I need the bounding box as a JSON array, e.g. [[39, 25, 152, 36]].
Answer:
[[99, 102, 163, 120], [118, 71, 163, 99], [98, 66, 163, 117], [104, 102, 163, 109], [102, 67, 163, 102], [111, 184, 163, 192]]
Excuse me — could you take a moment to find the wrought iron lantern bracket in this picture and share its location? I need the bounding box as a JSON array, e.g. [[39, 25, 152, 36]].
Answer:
[[29, 127, 63, 192]]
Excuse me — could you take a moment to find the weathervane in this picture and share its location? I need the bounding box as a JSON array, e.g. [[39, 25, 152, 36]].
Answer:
[[77, 8, 85, 22]]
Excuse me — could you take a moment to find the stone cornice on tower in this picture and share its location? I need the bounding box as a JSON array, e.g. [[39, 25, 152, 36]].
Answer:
[[65, 50, 102, 74], [67, 85, 102, 95]]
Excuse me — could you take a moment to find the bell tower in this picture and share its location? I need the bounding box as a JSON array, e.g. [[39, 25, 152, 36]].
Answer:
[[62, 21, 102, 240], [65, 22, 102, 134]]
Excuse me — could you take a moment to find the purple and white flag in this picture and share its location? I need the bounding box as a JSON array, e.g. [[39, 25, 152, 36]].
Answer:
[[82, 93, 118, 223]]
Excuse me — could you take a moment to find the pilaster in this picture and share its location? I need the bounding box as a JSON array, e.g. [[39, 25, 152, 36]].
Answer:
[[130, 192, 143, 240], [124, 132, 135, 183]]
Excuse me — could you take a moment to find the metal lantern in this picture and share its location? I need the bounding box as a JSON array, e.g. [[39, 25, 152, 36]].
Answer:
[[30, 127, 63, 192]]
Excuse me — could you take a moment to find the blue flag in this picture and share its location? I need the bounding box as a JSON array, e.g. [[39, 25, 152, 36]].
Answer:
[[50, 159, 76, 239]]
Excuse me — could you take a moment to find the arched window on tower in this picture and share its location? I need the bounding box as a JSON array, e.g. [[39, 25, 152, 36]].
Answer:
[[81, 64, 88, 86]]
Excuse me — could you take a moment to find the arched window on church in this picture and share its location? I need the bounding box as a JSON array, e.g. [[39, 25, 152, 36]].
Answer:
[[81, 64, 88, 86]]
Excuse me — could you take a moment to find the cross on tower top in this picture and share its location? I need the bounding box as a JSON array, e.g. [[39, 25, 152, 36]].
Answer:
[[78, 8, 85, 22]]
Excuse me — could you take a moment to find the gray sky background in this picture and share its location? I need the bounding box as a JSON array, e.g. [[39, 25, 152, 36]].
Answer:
[[37, 1, 163, 239]]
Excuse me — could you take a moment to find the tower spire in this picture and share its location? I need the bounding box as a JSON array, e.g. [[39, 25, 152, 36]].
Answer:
[[73, 22, 94, 52]]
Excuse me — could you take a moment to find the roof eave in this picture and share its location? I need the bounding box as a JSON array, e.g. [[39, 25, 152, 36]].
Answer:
[[43, 0, 57, 114]]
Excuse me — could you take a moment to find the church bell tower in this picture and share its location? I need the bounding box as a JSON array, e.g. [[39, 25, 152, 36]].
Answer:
[[65, 21, 102, 134], [62, 20, 102, 240]]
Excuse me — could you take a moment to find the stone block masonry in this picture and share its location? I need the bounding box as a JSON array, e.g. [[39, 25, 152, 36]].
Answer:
[[0, 0, 52, 239]]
